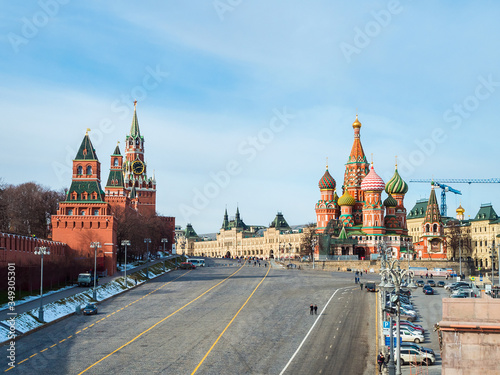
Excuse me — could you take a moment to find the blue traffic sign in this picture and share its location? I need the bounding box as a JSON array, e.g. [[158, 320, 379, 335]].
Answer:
[[383, 321, 390, 329]]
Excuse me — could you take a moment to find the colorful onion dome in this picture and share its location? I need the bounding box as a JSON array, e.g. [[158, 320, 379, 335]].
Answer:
[[361, 165, 385, 191], [318, 169, 336, 190], [383, 194, 398, 207], [352, 114, 361, 129], [385, 167, 408, 195], [338, 190, 355, 206]]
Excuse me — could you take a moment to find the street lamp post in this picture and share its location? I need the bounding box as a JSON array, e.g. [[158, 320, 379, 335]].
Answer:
[[311, 237, 317, 269], [121, 240, 130, 287], [489, 241, 497, 287], [380, 258, 417, 375], [34, 246, 50, 321], [378, 241, 395, 375], [161, 238, 168, 272], [288, 242, 292, 265], [144, 238, 151, 279], [90, 242, 101, 300], [161, 238, 168, 255]]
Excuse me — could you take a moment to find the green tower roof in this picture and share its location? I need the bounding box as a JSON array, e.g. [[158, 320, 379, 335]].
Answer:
[[75, 131, 98, 160]]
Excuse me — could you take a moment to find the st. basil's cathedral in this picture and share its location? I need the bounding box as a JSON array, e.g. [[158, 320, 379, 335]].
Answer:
[[315, 115, 412, 259]]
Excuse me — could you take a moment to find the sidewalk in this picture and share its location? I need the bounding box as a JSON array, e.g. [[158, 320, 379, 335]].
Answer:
[[0, 256, 178, 322]]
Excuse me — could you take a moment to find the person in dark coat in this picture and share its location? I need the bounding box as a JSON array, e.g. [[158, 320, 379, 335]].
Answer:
[[314, 304, 318, 314], [377, 352, 385, 372], [310, 304, 314, 315]]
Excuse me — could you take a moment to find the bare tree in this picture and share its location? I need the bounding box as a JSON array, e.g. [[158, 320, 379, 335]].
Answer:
[[446, 219, 472, 260], [300, 223, 317, 259]]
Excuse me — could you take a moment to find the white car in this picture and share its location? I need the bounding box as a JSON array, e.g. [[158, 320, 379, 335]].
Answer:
[[393, 328, 425, 343], [395, 347, 435, 366]]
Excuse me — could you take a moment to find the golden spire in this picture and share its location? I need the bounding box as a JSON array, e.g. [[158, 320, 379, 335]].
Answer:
[[134, 100, 137, 108], [86, 128, 91, 135], [371, 153, 374, 166], [352, 114, 362, 129], [326, 156, 328, 170], [395, 155, 398, 168]]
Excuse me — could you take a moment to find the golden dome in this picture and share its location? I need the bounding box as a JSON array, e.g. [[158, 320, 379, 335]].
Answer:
[[456, 204, 465, 214], [352, 114, 361, 129]]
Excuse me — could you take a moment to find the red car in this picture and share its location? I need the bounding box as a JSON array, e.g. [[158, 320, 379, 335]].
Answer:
[[180, 262, 196, 269]]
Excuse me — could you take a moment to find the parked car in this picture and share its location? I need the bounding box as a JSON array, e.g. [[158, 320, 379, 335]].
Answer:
[[393, 327, 425, 343], [398, 347, 436, 366], [416, 280, 425, 287], [399, 320, 424, 330], [394, 342, 435, 355], [437, 281, 446, 287], [427, 280, 436, 287], [400, 313, 417, 322], [423, 286, 435, 295], [83, 303, 98, 315], [179, 262, 196, 269], [396, 321, 425, 333], [450, 292, 469, 298], [445, 281, 470, 291]]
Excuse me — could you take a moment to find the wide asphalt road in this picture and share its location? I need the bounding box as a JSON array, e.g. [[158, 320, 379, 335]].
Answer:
[[3, 259, 377, 375]]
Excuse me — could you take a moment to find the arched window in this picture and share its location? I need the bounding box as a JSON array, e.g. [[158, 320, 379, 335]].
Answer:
[[86, 165, 92, 175], [426, 224, 430, 233], [433, 224, 438, 232], [135, 138, 140, 146], [114, 158, 119, 167], [77, 166, 83, 175]]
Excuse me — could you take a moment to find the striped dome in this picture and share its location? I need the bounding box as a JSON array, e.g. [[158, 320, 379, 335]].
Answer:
[[383, 194, 398, 207], [318, 169, 336, 190], [385, 167, 408, 195], [338, 190, 355, 206], [361, 165, 385, 191]]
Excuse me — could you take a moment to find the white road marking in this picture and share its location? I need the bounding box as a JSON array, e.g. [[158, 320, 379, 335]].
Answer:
[[279, 287, 348, 375]]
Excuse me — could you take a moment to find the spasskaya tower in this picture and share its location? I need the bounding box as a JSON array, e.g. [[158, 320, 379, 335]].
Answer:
[[122, 101, 157, 215]]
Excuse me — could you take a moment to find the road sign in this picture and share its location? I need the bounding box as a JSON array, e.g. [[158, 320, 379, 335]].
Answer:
[[385, 336, 403, 346], [383, 321, 390, 335]]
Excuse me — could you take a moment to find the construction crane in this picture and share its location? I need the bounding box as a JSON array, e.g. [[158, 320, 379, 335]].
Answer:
[[409, 180, 461, 217], [411, 178, 500, 184]]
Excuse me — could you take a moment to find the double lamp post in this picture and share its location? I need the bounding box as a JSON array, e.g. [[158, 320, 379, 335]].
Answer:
[[379, 244, 417, 375]]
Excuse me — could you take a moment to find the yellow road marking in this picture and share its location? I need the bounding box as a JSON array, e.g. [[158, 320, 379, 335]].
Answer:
[[77, 265, 246, 374], [29, 354, 37, 358], [191, 266, 271, 374], [18, 359, 28, 364], [76, 330, 82, 334], [40, 348, 48, 353], [67, 335, 73, 339], [50, 344, 57, 348], [82, 327, 88, 331]]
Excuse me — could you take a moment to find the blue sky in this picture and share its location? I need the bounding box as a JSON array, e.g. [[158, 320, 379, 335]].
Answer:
[[2, 1, 500, 234]]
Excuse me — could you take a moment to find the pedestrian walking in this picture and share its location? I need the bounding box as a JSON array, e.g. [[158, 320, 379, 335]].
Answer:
[[310, 304, 314, 315], [314, 304, 318, 314], [377, 352, 385, 373], [360, 282, 363, 290]]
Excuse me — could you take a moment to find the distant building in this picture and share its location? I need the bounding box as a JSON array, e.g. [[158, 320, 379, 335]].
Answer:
[[180, 209, 305, 259]]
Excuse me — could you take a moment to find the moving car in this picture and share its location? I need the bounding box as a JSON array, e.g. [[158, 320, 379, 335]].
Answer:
[[437, 281, 446, 287], [423, 286, 435, 295], [427, 280, 436, 287], [416, 280, 425, 287], [83, 303, 98, 315], [189, 258, 206, 267], [365, 282, 376, 292], [180, 262, 196, 269]]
